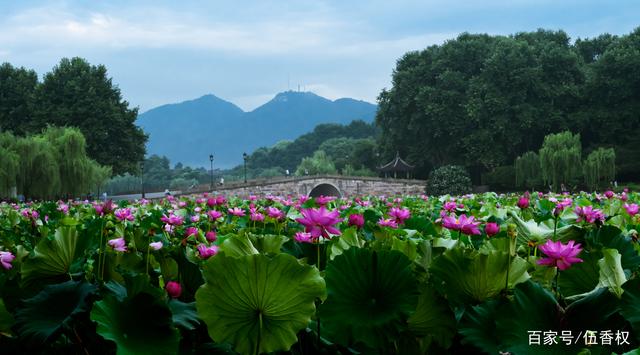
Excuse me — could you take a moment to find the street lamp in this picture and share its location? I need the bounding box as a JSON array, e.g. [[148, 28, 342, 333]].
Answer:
[[140, 161, 145, 199], [243, 152, 248, 183], [209, 154, 214, 190]]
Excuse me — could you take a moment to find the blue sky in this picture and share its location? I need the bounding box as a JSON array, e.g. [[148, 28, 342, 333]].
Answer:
[[1, 0, 638, 112]]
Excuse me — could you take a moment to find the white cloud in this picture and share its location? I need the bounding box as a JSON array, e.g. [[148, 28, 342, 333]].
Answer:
[[0, 4, 450, 58]]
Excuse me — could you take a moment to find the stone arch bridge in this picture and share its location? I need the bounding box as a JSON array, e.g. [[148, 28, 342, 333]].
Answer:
[[203, 175, 426, 198]]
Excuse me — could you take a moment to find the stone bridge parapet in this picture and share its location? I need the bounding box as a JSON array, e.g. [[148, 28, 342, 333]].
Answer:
[[199, 175, 426, 197]]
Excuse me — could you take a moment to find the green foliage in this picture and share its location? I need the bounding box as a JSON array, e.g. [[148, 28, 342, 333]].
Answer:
[[14, 281, 96, 345], [229, 120, 377, 178], [584, 147, 616, 190], [515, 151, 541, 189], [195, 253, 326, 355], [295, 150, 337, 176], [1, 58, 146, 175], [0, 127, 111, 198], [425, 165, 472, 196], [482, 165, 515, 191], [539, 131, 582, 191], [0, 63, 38, 135], [91, 277, 180, 355], [376, 28, 640, 182], [320, 248, 418, 350]]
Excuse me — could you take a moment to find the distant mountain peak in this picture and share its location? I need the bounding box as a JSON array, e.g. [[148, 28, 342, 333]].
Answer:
[[137, 92, 377, 168]]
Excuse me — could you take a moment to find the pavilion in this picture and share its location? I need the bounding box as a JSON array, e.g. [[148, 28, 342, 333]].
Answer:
[[378, 152, 415, 179]]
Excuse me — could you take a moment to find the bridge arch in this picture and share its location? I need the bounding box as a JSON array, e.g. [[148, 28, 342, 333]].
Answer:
[[308, 182, 342, 198]]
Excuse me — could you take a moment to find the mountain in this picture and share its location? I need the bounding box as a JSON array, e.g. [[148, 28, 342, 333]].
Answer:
[[136, 91, 377, 168]]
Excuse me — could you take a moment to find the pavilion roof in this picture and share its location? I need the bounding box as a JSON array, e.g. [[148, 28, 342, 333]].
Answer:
[[378, 152, 414, 172]]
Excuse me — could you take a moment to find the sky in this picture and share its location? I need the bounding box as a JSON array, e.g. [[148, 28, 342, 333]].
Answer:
[[1, 0, 638, 112]]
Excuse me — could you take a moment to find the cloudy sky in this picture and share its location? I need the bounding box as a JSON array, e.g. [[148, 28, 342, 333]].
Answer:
[[1, 0, 638, 112]]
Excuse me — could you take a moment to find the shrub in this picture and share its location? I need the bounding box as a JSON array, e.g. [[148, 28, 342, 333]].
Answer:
[[481, 165, 516, 191], [426, 165, 472, 196]]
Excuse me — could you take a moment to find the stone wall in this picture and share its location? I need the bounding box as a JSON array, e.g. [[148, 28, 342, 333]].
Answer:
[[203, 175, 426, 197]]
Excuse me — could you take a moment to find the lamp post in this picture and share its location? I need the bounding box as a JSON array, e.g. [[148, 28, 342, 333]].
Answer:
[[243, 152, 248, 184], [209, 154, 214, 190], [140, 161, 145, 199]]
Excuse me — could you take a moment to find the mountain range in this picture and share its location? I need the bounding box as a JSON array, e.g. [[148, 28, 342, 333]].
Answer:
[[136, 91, 377, 168]]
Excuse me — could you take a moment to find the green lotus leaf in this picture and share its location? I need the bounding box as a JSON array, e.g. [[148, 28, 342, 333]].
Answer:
[[14, 280, 96, 345], [586, 225, 640, 272], [458, 299, 502, 354], [195, 253, 326, 355], [496, 281, 567, 354], [620, 278, 640, 342], [21, 226, 87, 287], [220, 234, 288, 257], [557, 251, 600, 298], [429, 247, 529, 305], [508, 210, 582, 245], [320, 247, 418, 350], [407, 286, 456, 349], [597, 248, 627, 298], [91, 287, 179, 355], [0, 299, 13, 333], [168, 299, 200, 330], [327, 226, 365, 260]]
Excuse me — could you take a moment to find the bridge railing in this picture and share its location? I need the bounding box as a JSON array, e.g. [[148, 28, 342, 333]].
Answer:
[[186, 175, 427, 195]]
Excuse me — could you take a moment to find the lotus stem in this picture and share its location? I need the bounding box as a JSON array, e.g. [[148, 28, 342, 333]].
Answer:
[[256, 311, 263, 355]]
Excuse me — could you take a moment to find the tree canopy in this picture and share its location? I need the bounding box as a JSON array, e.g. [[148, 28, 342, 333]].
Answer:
[[1, 58, 147, 175], [376, 28, 640, 183]]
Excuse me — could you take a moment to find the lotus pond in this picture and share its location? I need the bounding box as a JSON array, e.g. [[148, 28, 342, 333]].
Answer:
[[1, 191, 640, 354]]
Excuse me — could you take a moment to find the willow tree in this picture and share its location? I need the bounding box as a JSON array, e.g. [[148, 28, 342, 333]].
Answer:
[[295, 150, 337, 176], [538, 131, 582, 191], [43, 126, 93, 197], [583, 147, 616, 190], [514, 151, 541, 189], [14, 136, 60, 199], [0, 132, 19, 197], [88, 159, 112, 196]]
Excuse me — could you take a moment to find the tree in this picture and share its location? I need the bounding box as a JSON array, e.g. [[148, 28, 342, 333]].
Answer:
[[538, 131, 582, 191], [515, 151, 541, 189], [0, 132, 19, 197], [34, 57, 147, 174], [583, 148, 616, 190], [0, 63, 38, 134], [14, 136, 60, 199], [295, 150, 337, 176]]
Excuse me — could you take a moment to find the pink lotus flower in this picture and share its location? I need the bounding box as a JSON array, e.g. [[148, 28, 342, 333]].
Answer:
[[389, 207, 411, 224], [294, 232, 315, 243], [537, 240, 583, 270], [206, 231, 217, 242], [197, 244, 219, 259], [296, 207, 342, 239], [149, 241, 163, 251], [485, 222, 500, 237], [443, 201, 457, 213], [108, 238, 127, 252], [250, 212, 265, 222], [228, 207, 245, 217], [207, 210, 223, 221], [316, 195, 336, 206], [348, 214, 365, 229], [58, 203, 69, 214], [165, 281, 182, 298], [0, 251, 16, 270], [94, 204, 104, 216], [114, 208, 134, 222], [442, 214, 481, 235], [605, 190, 615, 199], [161, 214, 184, 225], [185, 227, 199, 237], [575, 206, 605, 224], [624, 203, 639, 216], [190, 215, 200, 223], [266, 207, 285, 220], [517, 197, 529, 209], [377, 218, 398, 229], [553, 198, 573, 216]]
